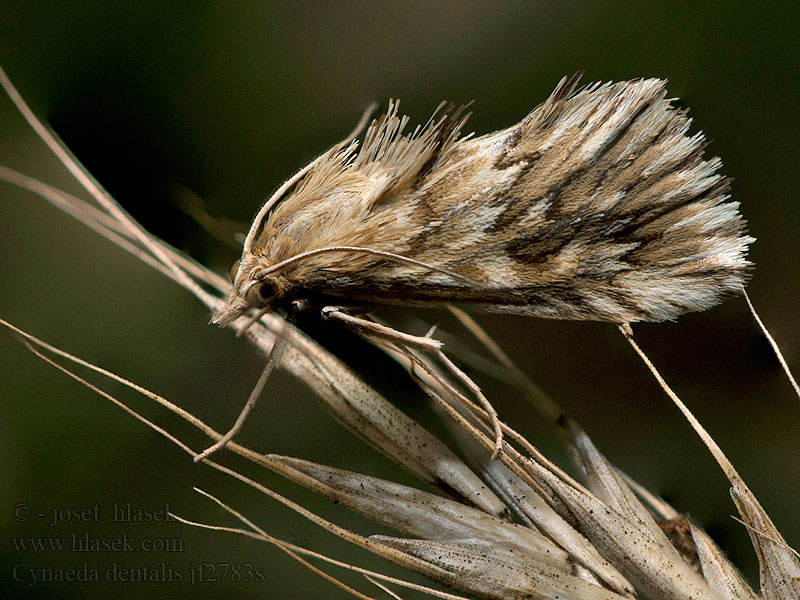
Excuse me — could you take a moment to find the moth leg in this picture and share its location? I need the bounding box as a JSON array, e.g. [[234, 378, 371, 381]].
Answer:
[[290, 298, 310, 314], [321, 306, 443, 351], [321, 306, 505, 459]]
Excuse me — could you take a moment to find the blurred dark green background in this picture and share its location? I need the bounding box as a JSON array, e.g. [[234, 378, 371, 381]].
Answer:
[[1, 2, 798, 598]]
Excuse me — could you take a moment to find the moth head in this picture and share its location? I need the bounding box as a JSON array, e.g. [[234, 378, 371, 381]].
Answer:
[[210, 255, 292, 327]]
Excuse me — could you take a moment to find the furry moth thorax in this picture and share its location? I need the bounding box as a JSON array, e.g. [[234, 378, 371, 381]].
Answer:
[[213, 76, 753, 327]]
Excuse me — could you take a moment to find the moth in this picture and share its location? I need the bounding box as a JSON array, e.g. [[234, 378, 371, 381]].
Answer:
[[213, 75, 752, 328]]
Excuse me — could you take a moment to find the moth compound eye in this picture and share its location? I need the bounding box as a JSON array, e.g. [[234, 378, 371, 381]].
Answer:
[[229, 259, 241, 284], [244, 278, 281, 308]]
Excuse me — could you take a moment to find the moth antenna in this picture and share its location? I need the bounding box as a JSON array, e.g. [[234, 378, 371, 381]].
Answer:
[[193, 334, 286, 462], [243, 164, 317, 257], [743, 289, 800, 400], [342, 101, 381, 147], [256, 246, 482, 287], [241, 101, 379, 258]]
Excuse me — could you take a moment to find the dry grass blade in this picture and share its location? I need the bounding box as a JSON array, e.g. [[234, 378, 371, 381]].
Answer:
[[170, 492, 379, 600], [269, 455, 567, 561], [3, 311, 752, 599], [731, 489, 800, 600], [620, 324, 800, 599], [175, 488, 472, 600], [2, 319, 471, 598], [372, 536, 631, 600], [469, 459, 633, 595], [743, 289, 800, 401], [690, 524, 761, 600]]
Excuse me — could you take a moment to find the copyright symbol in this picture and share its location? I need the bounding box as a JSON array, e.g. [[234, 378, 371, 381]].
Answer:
[[12, 503, 30, 521]]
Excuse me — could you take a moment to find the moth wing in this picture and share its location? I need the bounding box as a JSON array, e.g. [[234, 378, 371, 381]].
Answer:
[[347, 77, 751, 322]]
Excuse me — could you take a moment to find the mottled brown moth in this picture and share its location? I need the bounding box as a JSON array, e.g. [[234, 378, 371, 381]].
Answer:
[[214, 75, 752, 329]]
